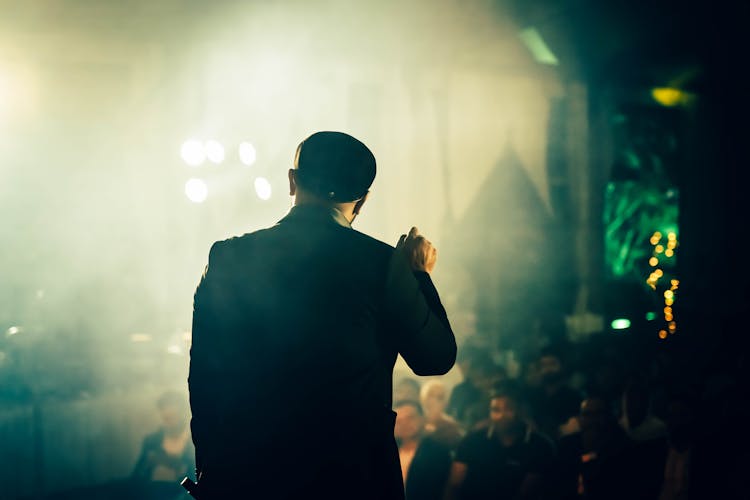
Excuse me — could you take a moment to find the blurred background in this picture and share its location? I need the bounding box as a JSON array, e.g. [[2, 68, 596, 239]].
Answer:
[[1, 0, 747, 498]]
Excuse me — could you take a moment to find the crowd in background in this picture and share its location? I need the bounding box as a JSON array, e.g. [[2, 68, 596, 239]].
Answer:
[[393, 336, 749, 500]]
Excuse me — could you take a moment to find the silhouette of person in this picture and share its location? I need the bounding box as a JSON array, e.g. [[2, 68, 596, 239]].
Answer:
[[132, 390, 195, 499], [393, 399, 453, 500], [188, 131, 456, 499]]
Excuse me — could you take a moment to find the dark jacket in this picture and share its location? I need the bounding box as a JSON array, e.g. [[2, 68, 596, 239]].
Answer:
[[188, 205, 456, 499]]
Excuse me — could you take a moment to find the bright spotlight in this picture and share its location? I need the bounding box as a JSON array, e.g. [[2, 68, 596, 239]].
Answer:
[[205, 140, 225, 164], [181, 140, 206, 166], [254, 177, 272, 200], [239, 142, 257, 166], [185, 178, 208, 203], [610, 318, 631, 331], [6, 326, 21, 336]]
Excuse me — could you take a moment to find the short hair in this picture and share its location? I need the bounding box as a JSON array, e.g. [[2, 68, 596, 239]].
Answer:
[[489, 380, 525, 405], [294, 131, 376, 202], [393, 399, 424, 416]]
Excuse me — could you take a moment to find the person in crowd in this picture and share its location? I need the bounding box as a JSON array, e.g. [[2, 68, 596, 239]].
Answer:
[[131, 390, 195, 498], [444, 380, 556, 500], [394, 376, 422, 404], [448, 349, 506, 431], [555, 393, 637, 500], [419, 379, 464, 450], [394, 399, 453, 500], [657, 386, 698, 500], [618, 375, 668, 500], [188, 131, 456, 499], [527, 346, 583, 441]]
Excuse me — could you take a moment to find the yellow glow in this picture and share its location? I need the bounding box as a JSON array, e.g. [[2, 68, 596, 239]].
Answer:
[[655, 269, 664, 277], [668, 321, 677, 332], [665, 249, 674, 257], [658, 330, 668, 339], [668, 232, 677, 240], [665, 313, 673, 321], [665, 298, 674, 306], [652, 87, 685, 107], [671, 279, 680, 287], [649, 257, 659, 266], [664, 290, 674, 299], [667, 240, 676, 249], [664, 307, 672, 314], [655, 245, 664, 253]]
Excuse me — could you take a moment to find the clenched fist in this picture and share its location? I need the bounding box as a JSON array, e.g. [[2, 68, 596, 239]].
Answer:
[[396, 226, 438, 274]]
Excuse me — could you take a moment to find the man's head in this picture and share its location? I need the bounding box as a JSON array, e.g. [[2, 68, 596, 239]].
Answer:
[[289, 131, 376, 219], [579, 394, 615, 436], [394, 377, 422, 403], [419, 379, 449, 421], [156, 390, 189, 433], [394, 399, 425, 443], [537, 346, 567, 388], [489, 381, 525, 434]]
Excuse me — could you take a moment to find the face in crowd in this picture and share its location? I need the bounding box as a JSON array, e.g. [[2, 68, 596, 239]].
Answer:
[[489, 395, 521, 434], [394, 402, 425, 443], [420, 381, 449, 420]]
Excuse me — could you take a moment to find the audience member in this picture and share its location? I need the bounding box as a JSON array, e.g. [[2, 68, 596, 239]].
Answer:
[[619, 375, 668, 500], [419, 379, 464, 450], [394, 376, 422, 405], [527, 346, 583, 441], [131, 390, 195, 498], [445, 380, 556, 500], [393, 399, 453, 500], [555, 394, 637, 500], [448, 348, 506, 431]]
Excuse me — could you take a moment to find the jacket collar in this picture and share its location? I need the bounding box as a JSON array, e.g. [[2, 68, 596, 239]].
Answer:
[[279, 204, 352, 229]]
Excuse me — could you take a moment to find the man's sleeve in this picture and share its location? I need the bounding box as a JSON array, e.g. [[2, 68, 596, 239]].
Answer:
[[382, 249, 457, 375], [188, 241, 230, 465]]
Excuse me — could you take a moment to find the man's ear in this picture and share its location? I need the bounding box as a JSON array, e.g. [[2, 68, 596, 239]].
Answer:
[[353, 191, 369, 215], [288, 169, 297, 196]]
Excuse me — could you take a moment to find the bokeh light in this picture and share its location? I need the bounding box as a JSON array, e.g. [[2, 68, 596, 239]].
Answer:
[[185, 178, 208, 203], [239, 142, 257, 166], [254, 177, 272, 200], [181, 140, 206, 166]]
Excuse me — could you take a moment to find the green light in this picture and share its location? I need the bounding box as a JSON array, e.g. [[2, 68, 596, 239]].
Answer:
[[519, 28, 559, 65], [611, 318, 631, 330], [645, 312, 658, 321]]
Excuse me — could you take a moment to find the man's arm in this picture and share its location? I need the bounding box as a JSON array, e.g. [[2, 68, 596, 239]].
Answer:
[[383, 227, 456, 375], [443, 461, 468, 500]]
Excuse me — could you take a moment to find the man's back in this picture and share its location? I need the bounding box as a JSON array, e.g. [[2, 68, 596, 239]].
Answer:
[[189, 204, 456, 499]]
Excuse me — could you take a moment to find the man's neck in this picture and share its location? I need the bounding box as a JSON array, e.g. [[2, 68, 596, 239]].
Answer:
[[293, 197, 356, 223]]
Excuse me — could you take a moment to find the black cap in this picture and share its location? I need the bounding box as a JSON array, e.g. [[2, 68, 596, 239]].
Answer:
[[294, 131, 376, 202]]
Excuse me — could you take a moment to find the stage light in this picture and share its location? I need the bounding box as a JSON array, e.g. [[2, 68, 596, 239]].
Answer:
[[181, 140, 206, 166], [239, 142, 257, 166], [254, 177, 272, 200], [610, 318, 631, 330], [185, 178, 208, 203], [205, 140, 225, 164], [651, 88, 685, 107], [6, 326, 21, 336]]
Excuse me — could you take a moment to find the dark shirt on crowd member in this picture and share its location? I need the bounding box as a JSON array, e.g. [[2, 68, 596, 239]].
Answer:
[[403, 436, 453, 500], [131, 429, 195, 486], [453, 424, 556, 500]]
